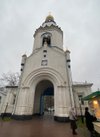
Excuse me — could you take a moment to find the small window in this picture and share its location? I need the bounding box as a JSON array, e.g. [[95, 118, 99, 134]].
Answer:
[[66, 59, 70, 62], [78, 95, 84, 105], [43, 50, 47, 53], [78, 95, 82, 100], [68, 65, 70, 68], [44, 55, 46, 57], [0, 96, 1, 104], [42, 33, 51, 47]]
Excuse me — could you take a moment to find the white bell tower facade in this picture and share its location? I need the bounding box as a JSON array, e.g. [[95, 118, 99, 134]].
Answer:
[[3, 15, 75, 121]]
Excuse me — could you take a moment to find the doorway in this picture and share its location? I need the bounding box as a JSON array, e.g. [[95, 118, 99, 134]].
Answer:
[[33, 80, 54, 116]]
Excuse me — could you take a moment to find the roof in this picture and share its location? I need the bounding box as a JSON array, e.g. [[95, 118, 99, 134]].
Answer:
[[83, 91, 100, 100], [72, 82, 93, 88], [45, 14, 54, 22]]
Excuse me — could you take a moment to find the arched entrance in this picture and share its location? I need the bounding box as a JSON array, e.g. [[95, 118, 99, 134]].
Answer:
[[33, 80, 54, 116]]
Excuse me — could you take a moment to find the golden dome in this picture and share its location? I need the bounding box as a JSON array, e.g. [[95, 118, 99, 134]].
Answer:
[[45, 14, 54, 22]]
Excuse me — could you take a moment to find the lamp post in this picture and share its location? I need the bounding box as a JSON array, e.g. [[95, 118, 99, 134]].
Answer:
[[79, 100, 84, 123]]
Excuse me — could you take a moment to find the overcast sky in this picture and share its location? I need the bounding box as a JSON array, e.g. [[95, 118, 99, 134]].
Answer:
[[0, 0, 100, 91]]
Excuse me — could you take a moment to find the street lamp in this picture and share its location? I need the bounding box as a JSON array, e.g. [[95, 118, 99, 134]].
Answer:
[[79, 99, 84, 123]]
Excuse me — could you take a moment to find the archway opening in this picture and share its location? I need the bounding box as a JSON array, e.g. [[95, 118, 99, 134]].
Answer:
[[33, 80, 54, 116]]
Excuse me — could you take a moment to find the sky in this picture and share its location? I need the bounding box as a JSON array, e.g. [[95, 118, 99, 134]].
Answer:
[[0, 0, 100, 91]]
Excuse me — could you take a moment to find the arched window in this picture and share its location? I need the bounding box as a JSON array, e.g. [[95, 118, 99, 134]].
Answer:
[[41, 32, 52, 47], [42, 36, 51, 46]]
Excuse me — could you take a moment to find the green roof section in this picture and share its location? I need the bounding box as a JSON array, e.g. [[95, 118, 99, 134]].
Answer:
[[83, 91, 100, 101]]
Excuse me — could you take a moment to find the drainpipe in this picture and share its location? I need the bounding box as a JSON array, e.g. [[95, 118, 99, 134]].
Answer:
[[65, 50, 74, 107]]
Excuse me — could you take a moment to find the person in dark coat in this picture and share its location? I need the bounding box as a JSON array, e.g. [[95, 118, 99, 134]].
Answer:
[[85, 107, 96, 137]]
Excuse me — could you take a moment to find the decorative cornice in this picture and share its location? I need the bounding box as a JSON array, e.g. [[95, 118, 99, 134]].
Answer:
[[72, 83, 93, 87], [57, 85, 66, 88], [34, 25, 63, 37]]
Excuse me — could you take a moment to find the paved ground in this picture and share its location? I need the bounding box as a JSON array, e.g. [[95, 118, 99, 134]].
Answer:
[[0, 115, 90, 137]]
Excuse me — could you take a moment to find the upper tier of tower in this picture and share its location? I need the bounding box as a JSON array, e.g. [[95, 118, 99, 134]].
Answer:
[[33, 15, 63, 51]]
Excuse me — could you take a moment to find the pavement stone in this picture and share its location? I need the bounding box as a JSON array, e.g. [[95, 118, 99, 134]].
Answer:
[[0, 115, 90, 137]]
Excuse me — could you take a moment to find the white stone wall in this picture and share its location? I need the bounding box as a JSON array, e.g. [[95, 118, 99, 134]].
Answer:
[[0, 90, 6, 115], [20, 47, 70, 86], [1, 87, 18, 114], [73, 84, 92, 115]]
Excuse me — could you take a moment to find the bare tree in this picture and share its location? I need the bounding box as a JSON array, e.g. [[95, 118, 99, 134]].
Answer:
[[0, 72, 20, 86]]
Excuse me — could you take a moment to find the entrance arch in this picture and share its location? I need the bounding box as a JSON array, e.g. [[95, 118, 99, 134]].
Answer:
[[33, 80, 54, 115], [18, 68, 70, 121]]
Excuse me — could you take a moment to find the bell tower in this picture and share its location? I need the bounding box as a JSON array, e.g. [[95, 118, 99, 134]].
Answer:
[[1, 14, 75, 122], [15, 14, 75, 121]]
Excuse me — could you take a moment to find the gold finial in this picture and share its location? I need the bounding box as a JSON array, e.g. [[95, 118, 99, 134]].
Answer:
[[45, 12, 54, 22]]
